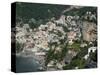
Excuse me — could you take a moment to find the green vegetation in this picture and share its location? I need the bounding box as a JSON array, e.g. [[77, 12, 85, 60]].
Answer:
[[71, 58, 86, 68], [16, 2, 69, 22], [45, 47, 55, 66], [16, 42, 24, 53], [28, 18, 38, 29], [77, 46, 88, 58], [89, 50, 97, 62], [63, 56, 86, 69], [64, 7, 97, 16], [63, 46, 88, 69], [67, 42, 81, 51], [45, 44, 68, 66]]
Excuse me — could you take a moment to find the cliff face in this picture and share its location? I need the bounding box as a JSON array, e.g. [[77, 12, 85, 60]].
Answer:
[[82, 21, 97, 42]]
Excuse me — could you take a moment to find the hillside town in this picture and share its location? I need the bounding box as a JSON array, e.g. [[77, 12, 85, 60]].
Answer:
[[12, 3, 97, 71]]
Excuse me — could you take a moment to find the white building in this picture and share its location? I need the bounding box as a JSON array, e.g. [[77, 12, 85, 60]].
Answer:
[[84, 47, 97, 60], [35, 52, 46, 56], [67, 31, 76, 45], [88, 47, 97, 53]]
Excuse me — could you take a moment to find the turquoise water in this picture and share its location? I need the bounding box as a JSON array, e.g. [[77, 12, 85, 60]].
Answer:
[[16, 56, 42, 73]]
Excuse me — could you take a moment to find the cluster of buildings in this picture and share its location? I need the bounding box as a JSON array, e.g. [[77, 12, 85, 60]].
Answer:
[[15, 10, 97, 70]]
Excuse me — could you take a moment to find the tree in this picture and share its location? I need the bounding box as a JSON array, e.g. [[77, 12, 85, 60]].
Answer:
[[16, 42, 24, 53], [89, 50, 97, 62], [28, 18, 39, 29]]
